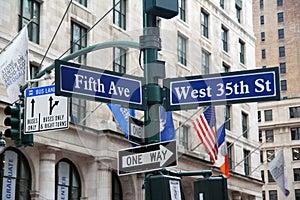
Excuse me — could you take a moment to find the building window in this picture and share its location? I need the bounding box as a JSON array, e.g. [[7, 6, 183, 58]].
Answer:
[[261, 32, 265, 41], [220, 0, 224, 9], [179, 0, 186, 22], [202, 50, 210, 75], [70, 98, 86, 125], [112, 171, 122, 200], [0, 148, 32, 199], [258, 111, 261, 122], [19, 0, 40, 44], [261, 170, 265, 182], [243, 149, 250, 176], [260, 0, 264, 9], [280, 80, 287, 91], [293, 148, 300, 160], [264, 110, 273, 121], [222, 62, 230, 73], [178, 34, 187, 66], [268, 171, 275, 183], [201, 10, 209, 38], [280, 62, 286, 74], [262, 191, 266, 200], [267, 149, 275, 162], [71, 22, 87, 64], [262, 49, 266, 59], [277, 12, 284, 23], [278, 29, 284, 40], [259, 130, 262, 143], [74, 0, 87, 7], [179, 122, 189, 149], [279, 46, 285, 57], [260, 151, 263, 163], [239, 40, 245, 64], [225, 105, 231, 130], [295, 189, 300, 200], [113, 47, 126, 73], [269, 190, 277, 200], [235, 3, 242, 23], [290, 106, 300, 118], [260, 15, 264, 25], [291, 128, 300, 140], [30, 64, 39, 87], [113, 0, 126, 29], [266, 130, 274, 142], [242, 112, 248, 138], [294, 168, 300, 181], [55, 159, 81, 200], [277, 0, 283, 7], [227, 142, 233, 170], [222, 26, 228, 52]]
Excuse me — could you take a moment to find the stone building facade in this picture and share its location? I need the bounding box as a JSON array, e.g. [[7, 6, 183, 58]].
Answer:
[[253, 0, 300, 199], [0, 0, 263, 199]]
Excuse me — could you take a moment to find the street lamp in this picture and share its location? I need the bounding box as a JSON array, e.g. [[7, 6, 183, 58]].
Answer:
[[0, 131, 6, 154]]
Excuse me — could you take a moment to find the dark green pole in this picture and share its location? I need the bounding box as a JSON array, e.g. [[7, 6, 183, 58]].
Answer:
[[143, 2, 160, 145], [143, 1, 161, 200]]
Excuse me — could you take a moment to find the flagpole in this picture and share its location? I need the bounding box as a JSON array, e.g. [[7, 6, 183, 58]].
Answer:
[[249, 149, 276, 175], [230, 141, 266, 171], [0, 17, 35, 54], [227, 129, 247, 149]]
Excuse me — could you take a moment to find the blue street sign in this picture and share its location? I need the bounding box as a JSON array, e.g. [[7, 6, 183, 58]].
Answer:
[[163, 68, 280, 111], [55, 60, 145, 110]]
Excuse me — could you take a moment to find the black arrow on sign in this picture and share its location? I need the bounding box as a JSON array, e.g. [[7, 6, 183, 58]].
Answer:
[[49, 96, 59, 115], [31, 99, 35, 117]]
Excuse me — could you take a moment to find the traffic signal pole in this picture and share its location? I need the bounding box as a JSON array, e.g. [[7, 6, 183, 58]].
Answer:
[[142, 3, 161, 145]]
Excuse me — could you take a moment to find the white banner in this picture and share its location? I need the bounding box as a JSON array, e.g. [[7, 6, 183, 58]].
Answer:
[[57, 162, 70, 200], [268, 149, 290, 197], [2, 151, 18, 200], [0, 26, 28, 103]]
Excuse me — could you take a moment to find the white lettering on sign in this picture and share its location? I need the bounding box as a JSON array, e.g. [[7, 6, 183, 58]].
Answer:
[[255, 79, 272, 92], [74, 74, 105, 93], [130, 123, 144, 138], [122, 145, 173, 168], [74, 74, 131, 98]]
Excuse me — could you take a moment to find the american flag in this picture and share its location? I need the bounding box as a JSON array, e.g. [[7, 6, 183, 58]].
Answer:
[[192, 106, 218, 163]]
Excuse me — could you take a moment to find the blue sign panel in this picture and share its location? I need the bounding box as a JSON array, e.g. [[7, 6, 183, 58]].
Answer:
[[55, 60, 145, 110], [25, 85, 55, 97], [164, 68, 280, 111]]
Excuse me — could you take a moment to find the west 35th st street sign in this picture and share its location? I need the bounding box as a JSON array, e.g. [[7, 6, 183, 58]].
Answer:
[[163, 67, 280, 111]]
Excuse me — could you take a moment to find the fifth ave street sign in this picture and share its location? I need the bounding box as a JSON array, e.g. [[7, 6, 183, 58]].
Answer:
[[118, 140, 177, 175], [55, 60, 145, 110], [163, 67, 280, 111]]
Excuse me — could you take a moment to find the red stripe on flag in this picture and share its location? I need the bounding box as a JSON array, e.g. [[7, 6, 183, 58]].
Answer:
[[193, 113, 218, 163]]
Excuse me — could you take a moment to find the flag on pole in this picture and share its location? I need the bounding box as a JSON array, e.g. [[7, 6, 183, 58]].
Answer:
[[268, 149, 290, 197], [160, 106, 176, 142], [192, 106, 218, 163], [0, 26, 28, 103], [107, 104, 135, 138], [215, 124, 230, 178]]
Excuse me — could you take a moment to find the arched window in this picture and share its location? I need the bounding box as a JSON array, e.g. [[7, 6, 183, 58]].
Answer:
[[55, 159, 81, 200], [0, 148, 32, 199], [112, 171, 122, 200]]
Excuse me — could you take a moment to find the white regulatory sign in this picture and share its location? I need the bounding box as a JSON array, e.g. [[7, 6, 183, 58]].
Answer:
[[24, 85, 69, 133]]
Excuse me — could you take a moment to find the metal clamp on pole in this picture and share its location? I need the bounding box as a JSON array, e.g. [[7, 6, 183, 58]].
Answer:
[[139, 27, 161, 50]]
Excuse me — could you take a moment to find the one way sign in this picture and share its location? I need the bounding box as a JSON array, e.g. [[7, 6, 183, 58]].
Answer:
[[118, 140, 177, 176]]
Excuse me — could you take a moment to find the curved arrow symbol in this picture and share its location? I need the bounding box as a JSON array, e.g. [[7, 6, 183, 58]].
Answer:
[[122, 145, 173, 168]]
